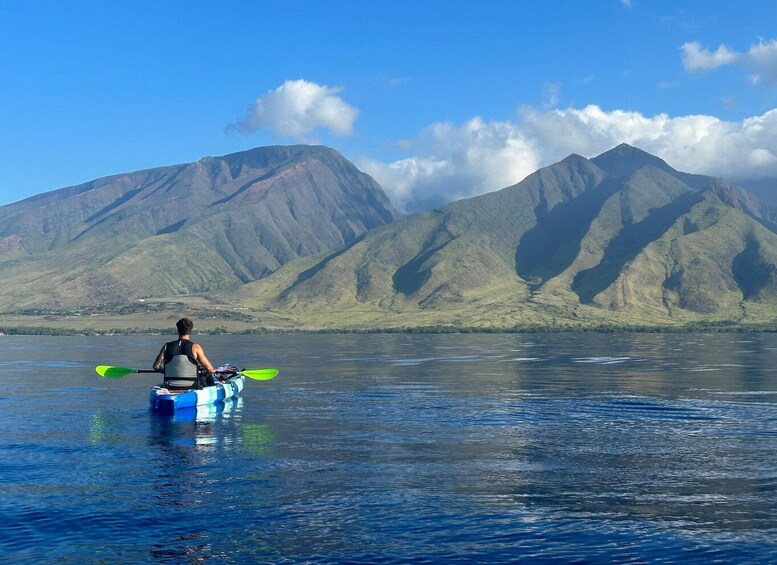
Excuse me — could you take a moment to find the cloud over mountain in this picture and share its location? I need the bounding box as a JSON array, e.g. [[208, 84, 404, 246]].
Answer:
[[232, 79, 359, 141], [357, 118, 539, 212], [359, 105, 777, 213]]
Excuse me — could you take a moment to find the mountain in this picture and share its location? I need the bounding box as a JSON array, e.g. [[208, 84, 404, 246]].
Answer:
[[731, 177, 777, 206], [225, 144, 777, 329], [0, 145, 398, 310]]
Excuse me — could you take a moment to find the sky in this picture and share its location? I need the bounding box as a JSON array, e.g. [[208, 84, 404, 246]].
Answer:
[[2, 1, 777, 211]]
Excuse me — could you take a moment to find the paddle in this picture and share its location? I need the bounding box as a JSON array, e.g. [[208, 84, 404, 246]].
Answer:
[[237, 368, 278, 380], [95, 366, 160, 378], [95, 365, 278, 380]]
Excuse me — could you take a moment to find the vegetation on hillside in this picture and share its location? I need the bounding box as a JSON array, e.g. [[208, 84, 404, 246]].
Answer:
[[3, 143, 777, 332]]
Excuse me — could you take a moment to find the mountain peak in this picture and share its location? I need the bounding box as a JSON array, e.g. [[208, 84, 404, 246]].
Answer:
[[561, 153, 589, 163], [220, 144, 339, 162], [591, 144, 672, 178], [597, 143, 657, 159]]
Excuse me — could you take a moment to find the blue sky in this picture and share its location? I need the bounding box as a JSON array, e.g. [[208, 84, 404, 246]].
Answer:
[[2, 1, 777, 209]]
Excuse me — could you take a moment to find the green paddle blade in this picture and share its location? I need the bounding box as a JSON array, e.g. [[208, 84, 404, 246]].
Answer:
[[241, 368, 279, 380], [95, 365, 137, 378]]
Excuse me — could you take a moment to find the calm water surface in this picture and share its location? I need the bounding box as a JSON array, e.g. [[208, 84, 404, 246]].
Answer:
[[0, 332, 776, 563]]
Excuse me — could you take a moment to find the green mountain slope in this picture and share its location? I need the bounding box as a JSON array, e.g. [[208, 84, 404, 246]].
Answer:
[[224, 145, 777, 329], [0, 145, 398, 309]]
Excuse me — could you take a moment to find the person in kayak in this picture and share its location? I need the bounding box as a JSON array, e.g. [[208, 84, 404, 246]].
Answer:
[[153, 317, 217, 391]]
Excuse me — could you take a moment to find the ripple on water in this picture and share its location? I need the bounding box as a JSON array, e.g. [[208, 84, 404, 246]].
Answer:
[[573, 356, 636, 364], [1, 333, 777, 563]]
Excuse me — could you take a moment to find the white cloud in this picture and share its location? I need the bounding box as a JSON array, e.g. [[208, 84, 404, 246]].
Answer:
[[358, 118, 539, 212], [232, 79, 358, 141], [681, 41, 738, 72], [682, 38, 777, 84], [747, 39, 777, 85], [522, 105, 777, 178], [359, 105, 777, 213]]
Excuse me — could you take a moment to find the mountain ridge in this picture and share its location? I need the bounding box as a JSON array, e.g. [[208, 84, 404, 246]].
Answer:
[[218, 144, 777, 330], [4, 143, 777, 332], [0, 145, 398, 309]]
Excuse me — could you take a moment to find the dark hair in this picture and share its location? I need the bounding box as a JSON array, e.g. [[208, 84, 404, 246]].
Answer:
[[176, 317, 194, 335]]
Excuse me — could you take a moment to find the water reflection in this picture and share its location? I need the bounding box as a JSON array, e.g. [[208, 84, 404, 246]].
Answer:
[[149, 397, 244, 449], [242, 423, 276, 455]]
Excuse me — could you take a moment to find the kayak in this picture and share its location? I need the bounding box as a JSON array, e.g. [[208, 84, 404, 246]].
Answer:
[[163, 397, 242, 423], [149, 373, 245, 413]]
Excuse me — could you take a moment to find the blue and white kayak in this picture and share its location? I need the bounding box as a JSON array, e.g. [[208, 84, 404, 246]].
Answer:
[[149, 374, 245, 412]]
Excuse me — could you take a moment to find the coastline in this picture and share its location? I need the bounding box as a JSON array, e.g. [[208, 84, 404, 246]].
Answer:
[[0, 315, 772, 336]]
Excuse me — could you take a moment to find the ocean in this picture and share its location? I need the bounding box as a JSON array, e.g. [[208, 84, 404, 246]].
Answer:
[[1, 332, 775, 563]]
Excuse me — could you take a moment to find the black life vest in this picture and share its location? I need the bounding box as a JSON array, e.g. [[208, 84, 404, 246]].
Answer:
[[163, 339, 200, 390]]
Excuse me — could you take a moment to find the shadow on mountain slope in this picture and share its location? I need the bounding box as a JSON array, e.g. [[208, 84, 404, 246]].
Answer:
[[393, 214, 457, 296], [572, 190, 704, 303], [732, 236, 777, 300], [515, 177, 622, 286]]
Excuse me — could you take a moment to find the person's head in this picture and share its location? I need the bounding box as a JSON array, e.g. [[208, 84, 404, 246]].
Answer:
[[176, 317, 194, 336]]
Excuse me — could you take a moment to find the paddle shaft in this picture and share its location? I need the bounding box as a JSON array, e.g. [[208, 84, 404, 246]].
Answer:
[[143, 368, 258, 372], [133, 369, 242, 375], [96, 365, 277, 380]]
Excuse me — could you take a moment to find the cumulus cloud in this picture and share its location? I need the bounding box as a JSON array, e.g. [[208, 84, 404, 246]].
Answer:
[[358, 118, 539, 212], [681, 41, 738, 72], [523, 105, 777, 177], [359, 105, 777, 213], [682, 38, 777, 85], [232, 79, 358, 141]]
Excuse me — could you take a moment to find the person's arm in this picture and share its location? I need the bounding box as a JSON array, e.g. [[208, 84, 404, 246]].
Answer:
[[193, 343, 215, 373], [153, 345, 166, 371]]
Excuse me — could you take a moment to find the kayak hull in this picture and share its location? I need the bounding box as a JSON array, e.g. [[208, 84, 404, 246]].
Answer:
[[149, 375, 245, 412]]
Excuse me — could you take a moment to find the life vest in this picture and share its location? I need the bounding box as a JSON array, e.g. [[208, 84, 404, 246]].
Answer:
[[163, 339, 200, 390]]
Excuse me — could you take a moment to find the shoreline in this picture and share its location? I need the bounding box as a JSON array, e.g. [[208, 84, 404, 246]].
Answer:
[[1, 322, 774, 336]]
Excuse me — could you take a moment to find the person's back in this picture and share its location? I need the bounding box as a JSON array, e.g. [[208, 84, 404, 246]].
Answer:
[[161, 337, 199, 390], [153, 317, 216, 391]]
